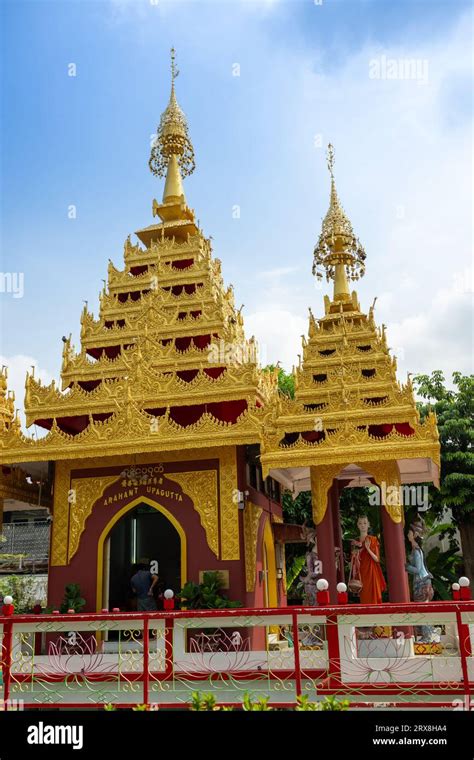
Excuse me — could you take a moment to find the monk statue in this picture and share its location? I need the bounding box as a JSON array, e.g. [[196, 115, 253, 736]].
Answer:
[[349, 515, 387, 605]]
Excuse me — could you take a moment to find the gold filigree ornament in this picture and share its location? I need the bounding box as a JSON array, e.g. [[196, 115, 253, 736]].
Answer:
[[68, 476, 119, 561], [167, 470, 219, 557], [312, 144, 366, 288], [148, 48, 195, 179], [243, 502, 263, 591]]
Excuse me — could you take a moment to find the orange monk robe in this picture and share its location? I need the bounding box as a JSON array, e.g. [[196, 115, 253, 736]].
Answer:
[[359, 535, 387, 605]]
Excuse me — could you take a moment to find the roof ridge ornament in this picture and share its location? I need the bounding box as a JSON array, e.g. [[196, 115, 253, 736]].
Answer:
[[312, 144, 366, 301]]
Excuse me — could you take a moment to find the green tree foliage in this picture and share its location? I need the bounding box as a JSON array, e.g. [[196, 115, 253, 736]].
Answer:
[[262, 364, 295, 399], [282, 489, 312, 524], [285, 555, 307, 595], [0, 575, 39, 613], [413, 371, 474, 579], [281, 490, 312, 601]]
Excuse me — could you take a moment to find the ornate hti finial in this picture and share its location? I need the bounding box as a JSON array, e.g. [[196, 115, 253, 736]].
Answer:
[[327, 142, 335, 178], [148, 48, 195, 180], [170, 46, 179, 82], [312, 144, 366, 298]]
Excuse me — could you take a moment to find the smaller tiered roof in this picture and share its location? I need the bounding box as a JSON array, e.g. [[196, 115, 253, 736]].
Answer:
[[260, 145, 439, 494]]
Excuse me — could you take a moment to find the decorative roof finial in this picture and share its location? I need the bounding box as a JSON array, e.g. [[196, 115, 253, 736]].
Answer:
[[170, 46, 179, 86], [148, 48, 195, 182], [312, 144, 366, 301], [327, 142, 335, 179]]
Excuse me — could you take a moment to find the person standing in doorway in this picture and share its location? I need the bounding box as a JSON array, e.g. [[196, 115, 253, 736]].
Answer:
[[131, 559, 159, 611]]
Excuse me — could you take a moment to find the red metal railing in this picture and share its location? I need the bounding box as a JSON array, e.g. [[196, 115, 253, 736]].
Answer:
[[0, 600, 472, 709]]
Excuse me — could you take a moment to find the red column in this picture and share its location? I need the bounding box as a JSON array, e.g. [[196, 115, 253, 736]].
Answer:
[[316, 495, 338, 603], [331, 482, 345, 585], [380, 504, 410, 602]]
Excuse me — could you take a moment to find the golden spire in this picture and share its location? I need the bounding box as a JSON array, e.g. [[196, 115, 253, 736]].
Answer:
[[149, 48, 195, 203], [312, 144, 366, 301]]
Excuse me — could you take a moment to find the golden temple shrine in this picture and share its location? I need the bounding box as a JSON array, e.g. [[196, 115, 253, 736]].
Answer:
[[0, 50, 439, 610]]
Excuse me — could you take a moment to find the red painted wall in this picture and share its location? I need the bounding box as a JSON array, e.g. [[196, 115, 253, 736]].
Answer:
[[48, 458, 246, 612]]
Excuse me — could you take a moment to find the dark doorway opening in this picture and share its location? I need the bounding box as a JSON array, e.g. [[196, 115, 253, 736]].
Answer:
[[106, 502, 181, 611]]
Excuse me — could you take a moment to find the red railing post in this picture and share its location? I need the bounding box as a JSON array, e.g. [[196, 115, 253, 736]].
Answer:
[[326, 611, 342, 692], [291, 611, 302, 700], [1, 618, 13, 705], [164, 616, 174, 681], [143, 616, 149, 707], [455, 607, 472, 711]]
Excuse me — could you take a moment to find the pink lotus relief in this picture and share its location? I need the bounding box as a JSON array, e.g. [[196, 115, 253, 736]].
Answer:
[[176, 629, 267, 675], [36, 634, 118, 678]]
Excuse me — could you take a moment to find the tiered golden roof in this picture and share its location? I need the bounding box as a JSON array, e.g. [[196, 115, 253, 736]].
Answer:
[[0, 50, 276, 464], [260, 146, 439, 476]]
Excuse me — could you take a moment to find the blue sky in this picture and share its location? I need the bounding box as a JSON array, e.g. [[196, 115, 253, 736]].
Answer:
[[1, 0, 472, 416]]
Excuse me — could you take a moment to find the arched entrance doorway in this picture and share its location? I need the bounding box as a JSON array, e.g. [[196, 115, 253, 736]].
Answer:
[[99, 499, 185, 611]]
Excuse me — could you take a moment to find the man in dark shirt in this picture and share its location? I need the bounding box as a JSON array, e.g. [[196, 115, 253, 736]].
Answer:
[[131, 560, 158, 611]]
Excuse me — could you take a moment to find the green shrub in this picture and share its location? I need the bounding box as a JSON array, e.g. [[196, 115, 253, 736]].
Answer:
[[190, 691, 220, 711], [59, 583, 86, 613], [295, 695, 318, 711], [179, 571, 242, 610], [317, 695, 350, 711], [242, 692, 273, 711]]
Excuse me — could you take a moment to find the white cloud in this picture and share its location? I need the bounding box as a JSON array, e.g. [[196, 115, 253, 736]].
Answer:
[[237, 11, 472, 380], [245, 309, 307, 369], [382, 269, 474, 381]]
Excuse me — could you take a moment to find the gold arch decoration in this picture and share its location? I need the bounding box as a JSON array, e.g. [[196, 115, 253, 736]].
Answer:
[[356, 460, 402, 523], [167, 470, 218, 557], [68, 476, 119, 562], [51, 461, 72, 566], [96, 495, 187, 612], [219, 446, 239, 560], [262, 518, 278, 608], [243, 501, 263, 592], [310, 463, 346, 525], [50, 446, 239, 567]]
